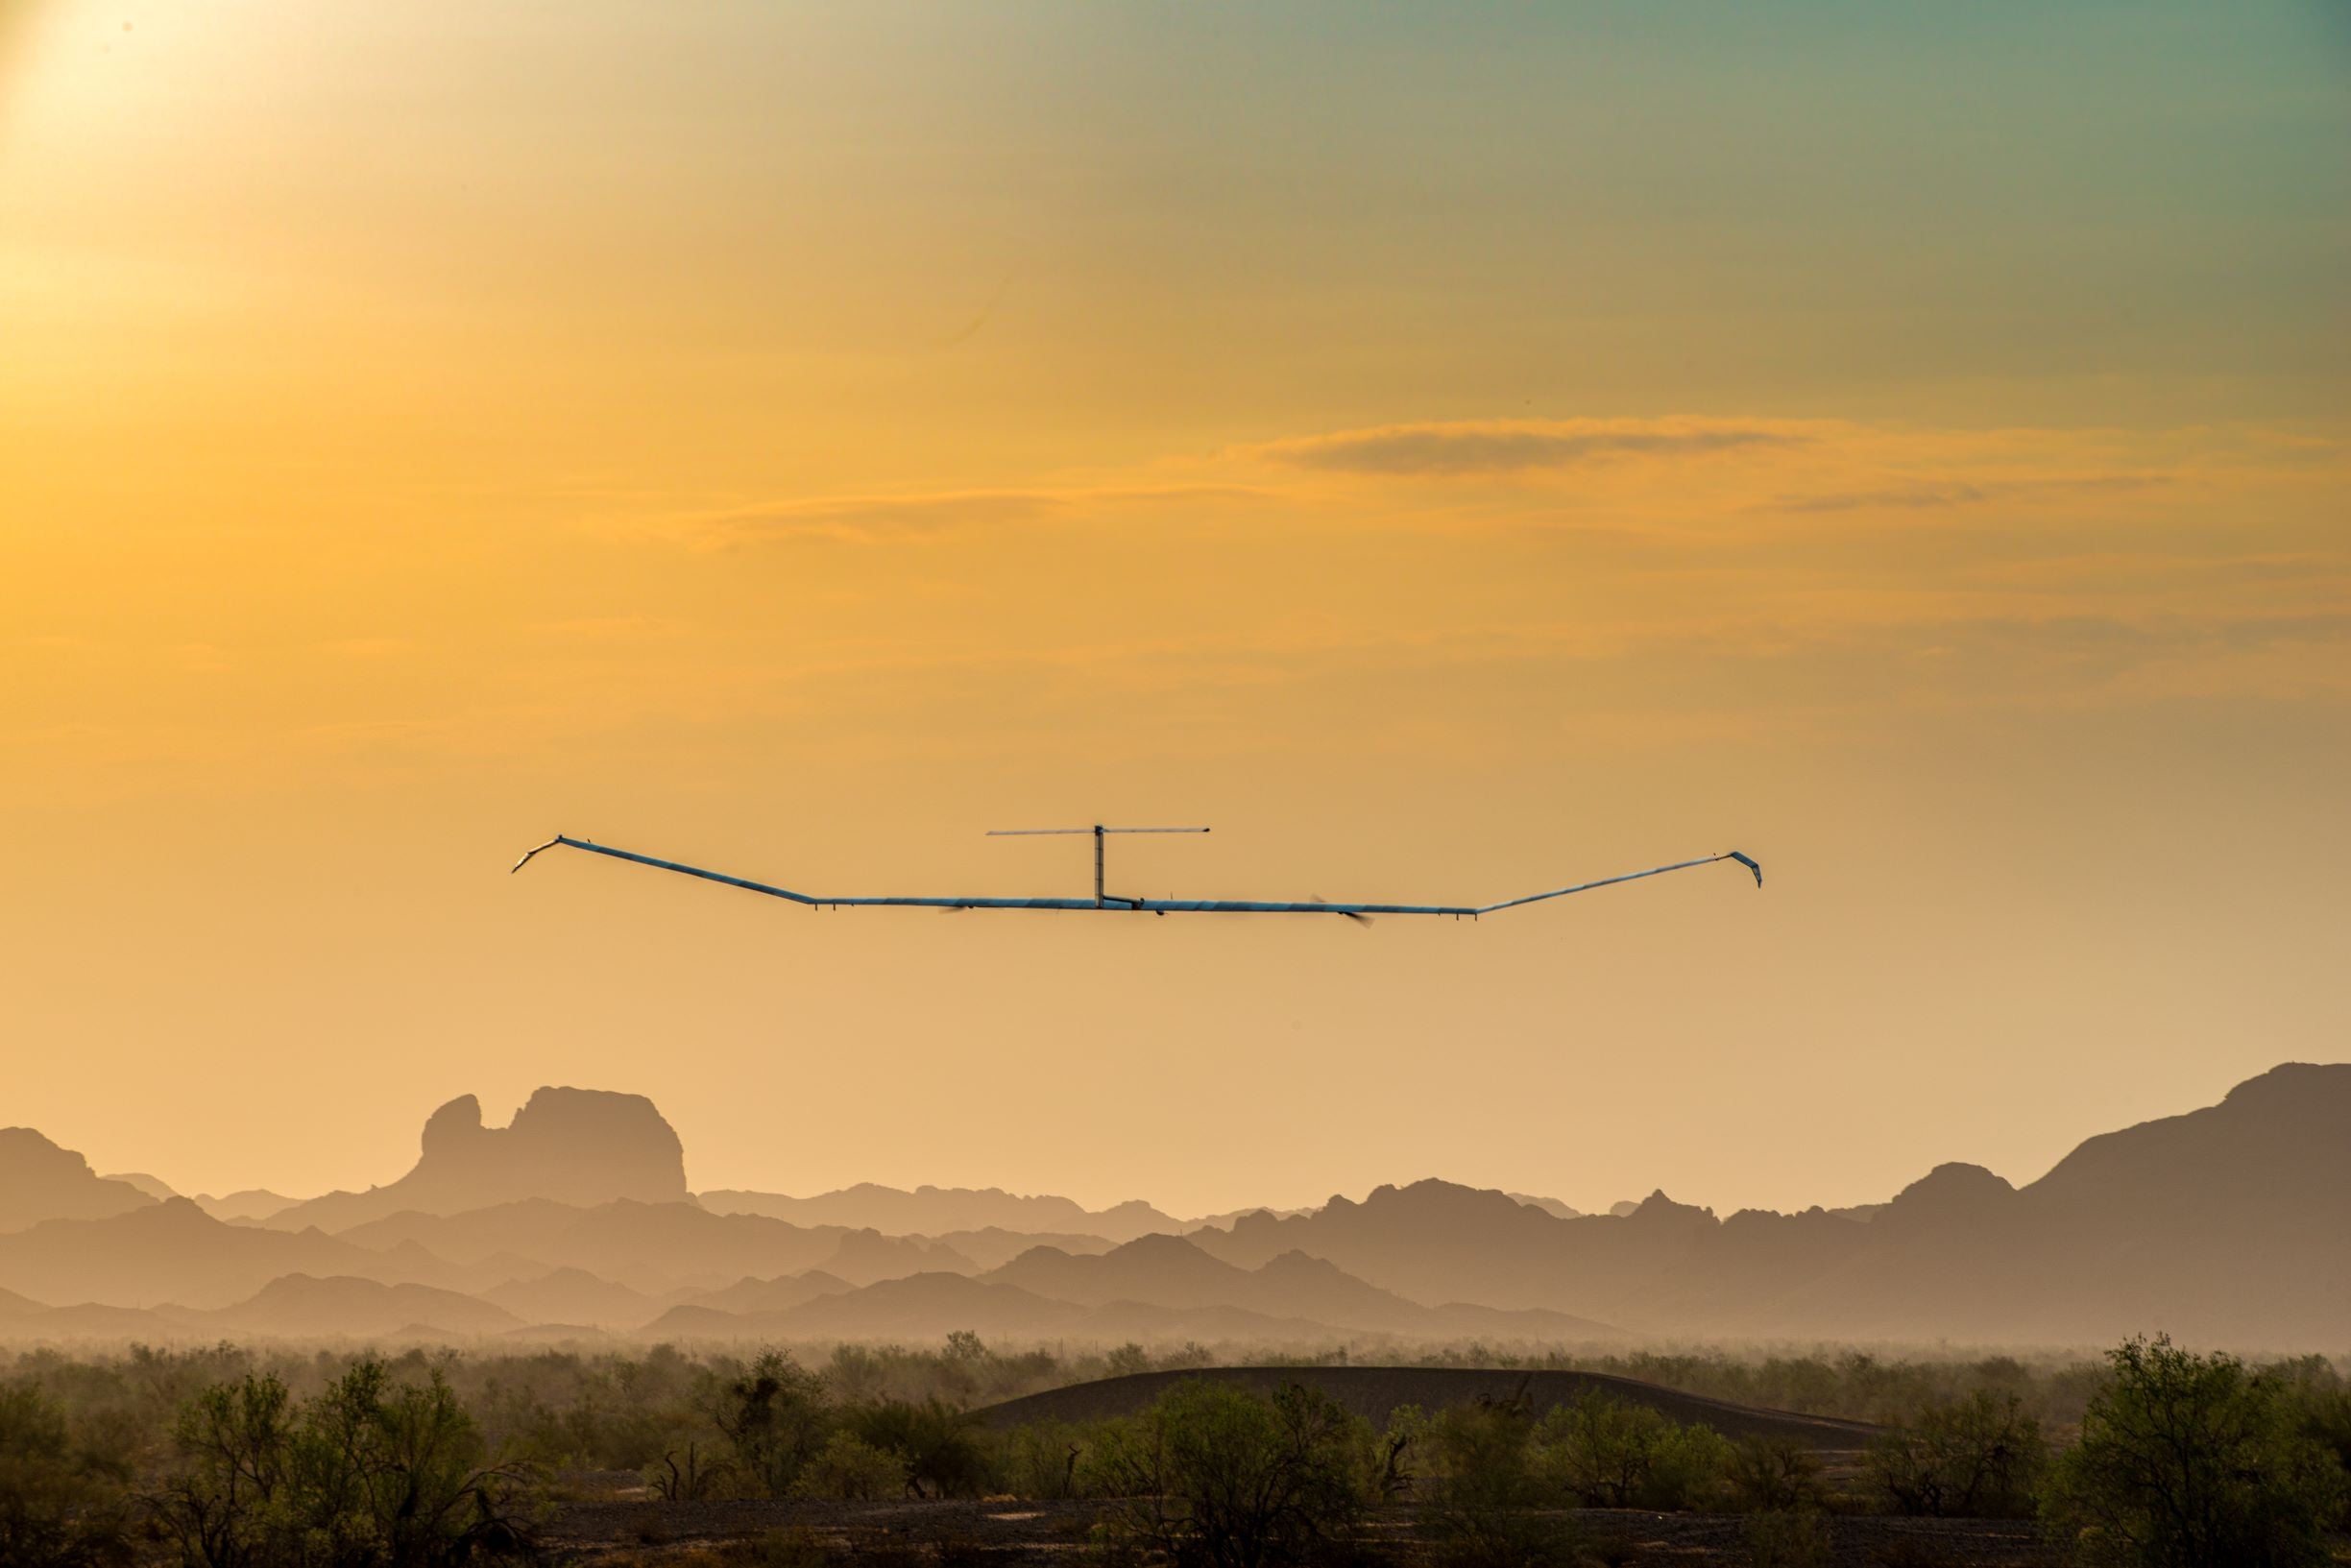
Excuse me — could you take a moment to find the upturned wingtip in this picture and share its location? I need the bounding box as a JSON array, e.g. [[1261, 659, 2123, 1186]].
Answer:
[[511, 835, 564, 875]]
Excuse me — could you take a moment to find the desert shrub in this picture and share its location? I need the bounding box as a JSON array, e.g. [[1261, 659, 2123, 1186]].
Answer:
[[155, 1361, 530, 1568], [1426, 1515, 1584, 1568], [1089, 1380, 1369, 1568], [1104, 1343, 1154, 1379], [1725, 1437, 1826, 1514], [475, 1355, 704, 1474], [2285, 1379, 2351, 1531], [1362, 1405, 1420, 1504], [714, 1352, 832, 1498], [1744, 1508, 1830, 1568], [0, 1381, 137, 1568], [996, 1417, 1090, 1500], [840, 1397, 990, 1498], [1533, 1348, 2107, 1429], [1647, 1423, 1735, 1510], [309, 1362, 532, 1567], [788, 1430, 908, 1501], [1532, 1392, 1729, 1510], [155, 1372, 298, 1568], [2041, 1336, 2347, 1568], [1418, 1398, 1580, 1567], [645, 1439, 727, 1501], [1864, 1390, 2045, 1518], [1424, 1399, 1543, 1510]]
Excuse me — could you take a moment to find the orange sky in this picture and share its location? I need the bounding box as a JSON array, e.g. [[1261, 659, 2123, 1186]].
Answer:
[[3, 1, 2346, 1217]]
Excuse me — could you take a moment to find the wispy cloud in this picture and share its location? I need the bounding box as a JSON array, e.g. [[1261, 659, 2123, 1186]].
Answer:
[[660, 484, 1264, 546], [1250, 419, 1804, 476], [1771, 473, 2172, 514]]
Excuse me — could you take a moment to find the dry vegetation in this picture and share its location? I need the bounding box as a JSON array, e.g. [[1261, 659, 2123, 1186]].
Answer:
[[3, 1336, 2345, 1567]]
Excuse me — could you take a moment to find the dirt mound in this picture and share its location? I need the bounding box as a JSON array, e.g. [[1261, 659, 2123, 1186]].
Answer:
[[974, 1364, 1877, 1447]]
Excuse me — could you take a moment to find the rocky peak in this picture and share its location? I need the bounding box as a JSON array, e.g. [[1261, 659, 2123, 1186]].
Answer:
[[266, 1087, 690, 1231], [1878, 1162, 2018, 1229], [0, 1128, 158, 1232]]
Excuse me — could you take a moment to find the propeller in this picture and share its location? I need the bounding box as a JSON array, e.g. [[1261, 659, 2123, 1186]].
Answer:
[[1311, 897, 1373, 927]]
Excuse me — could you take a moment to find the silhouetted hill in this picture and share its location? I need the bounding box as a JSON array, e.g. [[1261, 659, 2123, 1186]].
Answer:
[[1185, 1066, 2351, 1347], [1509, 1194, 1584, 1218], [195, 1190, 301, 1223], [673, 1270, 853, 1315], [977, 1367, 1877, 1449], [2029, 1062, 2351, 1225], [331, 1200, 1075, 1296], [1753, 1063, 2351, 1346], [1191, 1179, 1710, 1312], [0, 1198, 424, 1309], [101, 1171, 178, 1202], [988, 1234, 1246, 1309], [12, 1302, 188, 1340], [478, 1267, 663, 1330], [634, 1303, 785, 1339], [323, 1199, 847, 1294], [9, 1064, 2340, 1348], [646, 1272, 1358, 1344], [331, 1198, 594, 1257], [204, 1275, 521, 1339], [269, 1089, 688, 1231], [818, 1229, 980, 1286], [700, 1183, 1181, 1243], [726, 1272, 1091, 1339], [5, 1277, 526, 1342], [985, 1234, 1622, 1340], [0, 1129, 158, 1232], [930, 1228, 1116, 1271], [1182, 1206, 1316, 1231]]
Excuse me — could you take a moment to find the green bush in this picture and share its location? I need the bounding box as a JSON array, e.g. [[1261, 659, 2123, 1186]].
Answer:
[[153, 1361, 531, 1568], [1089, 1380, 1369, 1568], [840, 1398, 989, 1498], [713, 1351, 832, 1499], [2041, 1336, 2348, 1568], [1424, 1399, 1544, 1511], [1418, 1398, 1581, 1568], [1725, 1436, 1826, 1514], [1532, 1391, 1730, 1510], [1743, 1508, 1830, 1568], [1863, 1390, 2045, 1518], [994, 1416, 1091, 1500], [0, 1382, 136, 1568], [788, 1431, 909, 1501], [2286, 1379, 2351, 1531]]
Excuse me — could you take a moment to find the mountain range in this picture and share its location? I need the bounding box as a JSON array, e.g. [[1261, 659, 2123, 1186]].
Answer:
[[2, 1063, 2342, 1350]]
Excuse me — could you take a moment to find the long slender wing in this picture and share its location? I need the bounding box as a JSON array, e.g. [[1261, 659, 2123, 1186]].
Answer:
[[1471, 850, 1760, 914], [509, 835, 1101, 907], [514, 833, 1760, 916], [1129, 851, 1758, 916]]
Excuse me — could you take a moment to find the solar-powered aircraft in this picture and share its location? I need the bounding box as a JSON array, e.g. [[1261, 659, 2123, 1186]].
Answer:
[[510, 826, 1760, 923]]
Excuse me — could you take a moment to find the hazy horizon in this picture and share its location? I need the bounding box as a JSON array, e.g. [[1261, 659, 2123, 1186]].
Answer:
[[6, 1, 2347, 1220], [24, 1057, 2348, 1224]]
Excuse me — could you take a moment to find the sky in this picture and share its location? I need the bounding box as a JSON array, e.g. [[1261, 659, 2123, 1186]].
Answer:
[[3, 1, 2346, 1218]]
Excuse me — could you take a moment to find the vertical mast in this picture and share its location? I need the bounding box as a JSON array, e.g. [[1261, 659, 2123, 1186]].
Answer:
[[984, 825, 1211, 908]]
